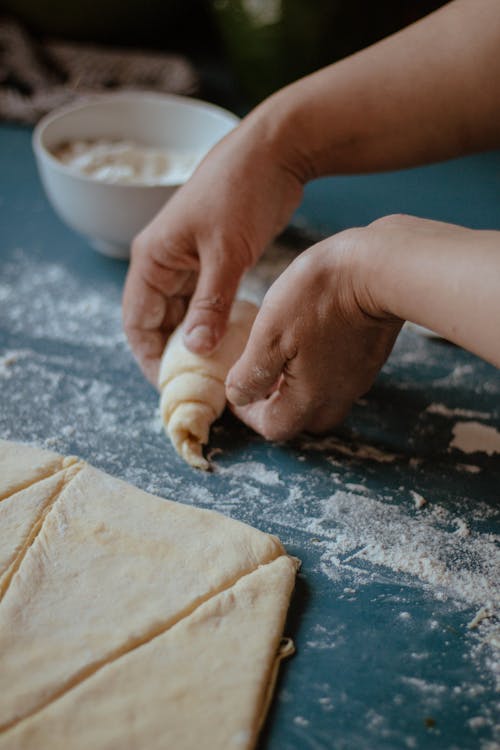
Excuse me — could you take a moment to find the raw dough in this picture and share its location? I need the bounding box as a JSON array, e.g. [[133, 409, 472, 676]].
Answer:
[[158, 299, 258, 469], [0, 440, 297, 749], [0, 440, 79, 596], [2, 557, 296, 750], [0, 467, 77, 596], [0, 440, 73, 500]]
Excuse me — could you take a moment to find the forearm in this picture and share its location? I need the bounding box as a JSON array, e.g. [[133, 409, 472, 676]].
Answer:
[[360, 217, 500, 367], [251, 0, 500, 178]]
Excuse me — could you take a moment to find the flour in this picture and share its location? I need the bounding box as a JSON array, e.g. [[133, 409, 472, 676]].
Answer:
[[410, 490, 427, 509], [53, 139, 202, 186], [299, 435, 398, 464], [307, 491, 499, 610], [292, 716, 309, 728], [450, 421, 500, 456], [0, 248, 124, 347], [426, 403, 491, 420], [216, 461, 283, 486], [400, 676, 447, 697], [456, 463, 482, 474], [1, 240, 499, 747]]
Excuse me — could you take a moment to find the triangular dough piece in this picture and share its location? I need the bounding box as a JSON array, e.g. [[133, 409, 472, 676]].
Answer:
[[0, 463, 285, 729], [0, 439, 73, 500], [1, 556, 297, 750], [0, 466, 79, 595]]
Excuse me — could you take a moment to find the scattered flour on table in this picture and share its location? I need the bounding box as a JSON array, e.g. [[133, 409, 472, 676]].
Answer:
[[306, 623, 346, 651], [2, 244, 499, 743], [306, 491, 499, 610], [202, 451, 499, 704], [299, 434, 398, 464], [410, 490, 427, 509], [216, 461, 283, 486], [0, 248, 160, 489], [449, 421, 500, 456], [426, 403, 491, 420], [293, 716, 310, 728], [0, 248, 124, 347], [434, 363, 476, 385], [456, 463, 483, 474]]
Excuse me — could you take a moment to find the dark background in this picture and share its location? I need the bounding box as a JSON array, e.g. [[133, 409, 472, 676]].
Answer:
[[1, 0, 447, 106]]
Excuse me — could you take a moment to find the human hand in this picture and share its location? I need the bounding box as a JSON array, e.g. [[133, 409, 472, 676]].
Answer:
[[225, 224, 403, 440], [226, 211, 500, 440], [122, 107, 304, 386]]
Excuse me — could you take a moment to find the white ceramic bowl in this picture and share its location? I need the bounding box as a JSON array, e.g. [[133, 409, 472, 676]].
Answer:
[[33, 92, 240, 259]]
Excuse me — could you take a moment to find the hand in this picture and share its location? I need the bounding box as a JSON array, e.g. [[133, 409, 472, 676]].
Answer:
[[225, 226, 403, 440], [122, 108, 304, 385]]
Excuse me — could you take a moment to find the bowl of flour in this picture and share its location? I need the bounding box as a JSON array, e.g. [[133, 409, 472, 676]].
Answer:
[[33, 92, 240, 259]]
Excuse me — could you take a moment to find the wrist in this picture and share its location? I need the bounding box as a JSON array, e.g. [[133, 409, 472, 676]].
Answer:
[[244, 82, 318, 184], [341, 224, 401, 325]]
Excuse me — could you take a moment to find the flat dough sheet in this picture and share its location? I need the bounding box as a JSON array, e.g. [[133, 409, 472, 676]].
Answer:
[[0, 439, 297, 749]]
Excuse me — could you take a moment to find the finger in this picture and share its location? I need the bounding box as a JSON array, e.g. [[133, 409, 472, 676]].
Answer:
[[125, 291, 192, 383], [183, 253, 244, 355], [125, 291, 193, 386], [124, 240, 195, 330], [123, 245, 196, 383], [231, 378, 310, 441], [125, 328, 165, 386], [225, 307, 291, 406]]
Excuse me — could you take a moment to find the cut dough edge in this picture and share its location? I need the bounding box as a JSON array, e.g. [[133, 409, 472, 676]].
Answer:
[[0, 548, 291, 733], [0, 462, 83, 600], [0, 555, 298, 750], [0, 456, 293, 733], [1, 555, 298, 746], [0, 439, 79, 503]]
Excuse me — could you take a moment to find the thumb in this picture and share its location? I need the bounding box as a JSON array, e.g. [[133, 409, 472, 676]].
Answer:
[[225, 311, 288, 407], [183, 253, 242, 354]]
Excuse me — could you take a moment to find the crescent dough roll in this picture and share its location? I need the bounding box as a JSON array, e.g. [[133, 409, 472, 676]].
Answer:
[[158, 299, 258, 470]]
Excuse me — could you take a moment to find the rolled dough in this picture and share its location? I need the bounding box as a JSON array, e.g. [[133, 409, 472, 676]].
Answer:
[[158, 299, 258, 470], [0, 440, 297, 749]]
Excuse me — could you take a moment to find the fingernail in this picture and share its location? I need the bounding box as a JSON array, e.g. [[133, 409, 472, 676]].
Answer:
[[184, 325, 215, 353], [226, 384, 251, 407]]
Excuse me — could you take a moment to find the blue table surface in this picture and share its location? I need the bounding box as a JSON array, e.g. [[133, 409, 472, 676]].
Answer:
[[0, 123, 499, 750]]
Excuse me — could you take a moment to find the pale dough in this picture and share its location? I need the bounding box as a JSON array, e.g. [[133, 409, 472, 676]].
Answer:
[[0, 467, 77, 596], [0, 440, 74, 500], [158, 299, 258, 469], [2, 557, 296, 750], [0, 441, 78, 595], [0, 440, 297, 749]]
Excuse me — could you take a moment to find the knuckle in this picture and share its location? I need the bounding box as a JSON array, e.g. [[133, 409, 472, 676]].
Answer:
[[280, 331, 298, 363], [332, 226, 368, 253], [258, 305, 293, 362], [130, 231, 148, 261], [369, 213, 412, 229], [192, 293, 231, 316], [229, 365, 276, 404], [212, 229, 255, 271], [248, 363, 276, 391]]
